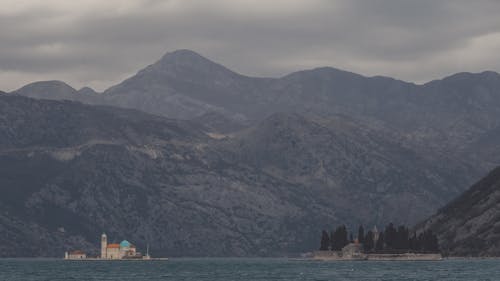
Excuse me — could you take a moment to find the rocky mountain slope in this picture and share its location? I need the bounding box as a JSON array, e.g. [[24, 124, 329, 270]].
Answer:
[[6, 50, 500, 257], [218, 113, 473, 224], [0, 94, 321, 257], [0, 93, 472, 257], [417, 166, 500, 256]]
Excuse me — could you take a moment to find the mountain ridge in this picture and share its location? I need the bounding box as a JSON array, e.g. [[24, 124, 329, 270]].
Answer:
[[417, 166, 500, 256]]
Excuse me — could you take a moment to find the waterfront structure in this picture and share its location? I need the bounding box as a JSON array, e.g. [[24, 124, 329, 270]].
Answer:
[[313, 242, 442, 261], [100, 233, 139, 259], [64, 233, 158, 260], [65, 250, 86, 260]]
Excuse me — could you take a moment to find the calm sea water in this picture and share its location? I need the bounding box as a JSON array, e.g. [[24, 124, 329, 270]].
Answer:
[[0, 258, 499, 281]]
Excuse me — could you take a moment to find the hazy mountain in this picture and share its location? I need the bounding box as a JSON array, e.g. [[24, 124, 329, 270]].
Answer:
[[11, 81, 98, 104], [11, 51, 500, 149], [417, 167, 500, 256], [101, 49, 271, 120], [77, 86, 99, 96], [0, 94, 472, 257], [11, 51, 500, 140], [12, 81, 79, 100]]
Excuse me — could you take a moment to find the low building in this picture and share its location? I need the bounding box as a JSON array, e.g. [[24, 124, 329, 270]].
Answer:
[[65, 250, 86, 260], [341, 243, 364, 259]]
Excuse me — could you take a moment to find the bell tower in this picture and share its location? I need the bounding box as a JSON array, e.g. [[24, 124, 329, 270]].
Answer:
[[101, 233, 107, 259]]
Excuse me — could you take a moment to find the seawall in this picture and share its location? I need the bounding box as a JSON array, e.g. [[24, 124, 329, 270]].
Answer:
[[313, 251, 442, 261]]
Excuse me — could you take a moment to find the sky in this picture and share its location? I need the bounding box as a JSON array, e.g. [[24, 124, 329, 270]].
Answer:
[[1, 0, 500, 92]]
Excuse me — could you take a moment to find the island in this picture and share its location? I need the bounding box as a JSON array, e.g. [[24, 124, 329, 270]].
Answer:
[[64, 233, 168, 261], [313, 224, 442, 261]]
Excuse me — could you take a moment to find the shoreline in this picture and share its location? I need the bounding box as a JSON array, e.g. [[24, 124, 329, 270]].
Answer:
[[63, 258, 169, 261], [312, 251, 443, 261], [1, 256, 500, 260]]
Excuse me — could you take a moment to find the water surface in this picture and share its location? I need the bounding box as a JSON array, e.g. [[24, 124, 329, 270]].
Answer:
[[0, 258, 498, 280]]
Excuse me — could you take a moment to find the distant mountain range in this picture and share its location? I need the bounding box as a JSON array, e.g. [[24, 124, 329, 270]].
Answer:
[[11, 50, 500, 170], [4, 49, 500, 256]]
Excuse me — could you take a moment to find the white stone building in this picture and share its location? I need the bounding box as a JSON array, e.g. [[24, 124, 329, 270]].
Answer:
[[100, 233, 138, 259]]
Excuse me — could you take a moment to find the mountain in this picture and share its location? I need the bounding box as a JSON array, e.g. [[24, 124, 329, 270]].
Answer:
[[6, 50, 500, 256], [0, 94, 317, 257], [11, 81, 97, 104], [11, 51, 500, 140], [417, 167, 500, 256], [216, 113, 471, 224], [0, 94, 473, 257], [191, 111, 250, 134], [77, 87, 99, 96], [101, 49, 270, 120], [12, 81, 79, 100], [12, 51, 500, 151]]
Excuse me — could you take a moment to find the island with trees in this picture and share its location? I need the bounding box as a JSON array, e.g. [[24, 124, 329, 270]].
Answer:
[[314, 223, 442, 261]]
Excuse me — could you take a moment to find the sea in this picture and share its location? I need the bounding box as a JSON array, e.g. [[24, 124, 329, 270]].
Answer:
[[0, 258, 499, 281]]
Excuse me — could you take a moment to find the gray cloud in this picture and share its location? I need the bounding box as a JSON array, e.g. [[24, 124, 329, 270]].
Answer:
[[1, 0, 500, 91]]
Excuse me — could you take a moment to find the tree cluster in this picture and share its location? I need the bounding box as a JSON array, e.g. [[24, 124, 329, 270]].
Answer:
[[319, 223, 439, 253], [319, 225, 350, 251]]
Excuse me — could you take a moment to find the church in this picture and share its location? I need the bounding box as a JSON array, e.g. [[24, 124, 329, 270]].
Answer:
[[100, 233, 141, 259]]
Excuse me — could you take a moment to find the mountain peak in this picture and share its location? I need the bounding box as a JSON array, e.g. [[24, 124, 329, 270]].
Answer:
[[161, 49, 204, 59], [157, 49, 218, 67], [11, 80, 78, 100], [431, 70, 500, 84], [77, 86, 98, 95], [15, 80, 76, 91]]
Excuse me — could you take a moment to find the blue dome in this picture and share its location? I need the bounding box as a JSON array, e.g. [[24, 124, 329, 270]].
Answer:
[[120, 240, 131, 248]]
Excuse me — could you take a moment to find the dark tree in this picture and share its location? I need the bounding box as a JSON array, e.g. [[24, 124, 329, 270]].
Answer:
[[420, 230, 439, 252], [330, 231, 335, 251], [357, 225, 365, 244], [340, 225, 349, 248], [395, 225, 409, 250], [375, 232, 385, 251], [319, 223, 438, 254], [364, 230, 374, 252], [320, 230, 330, 250], [332, 225, 349, 250], [384, 223, 397, 249], [409, 232, 418, 252]]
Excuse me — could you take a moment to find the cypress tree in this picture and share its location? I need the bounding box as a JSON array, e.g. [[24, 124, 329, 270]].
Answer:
[[341, 225, 349, 248], [330, 231, 335, 251], [357, 225, 365, 244], [375, 232, 385, 252], [332, 225, 349, 250], [364, 230, 374, 252], [320, 230, 330, 250], [384, 223, 396, 249], [395, 225, 409, 250]]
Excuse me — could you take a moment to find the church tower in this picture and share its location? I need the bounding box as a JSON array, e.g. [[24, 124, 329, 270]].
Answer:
[[101, 233, 107, 259]]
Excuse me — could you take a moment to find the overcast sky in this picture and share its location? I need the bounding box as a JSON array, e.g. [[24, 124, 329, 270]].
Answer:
[[1, 0, 500, 92]]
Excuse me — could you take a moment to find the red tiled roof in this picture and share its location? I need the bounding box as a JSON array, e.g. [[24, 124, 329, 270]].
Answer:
[[69, 250, 85, 255], [107, 244, 120, 249]]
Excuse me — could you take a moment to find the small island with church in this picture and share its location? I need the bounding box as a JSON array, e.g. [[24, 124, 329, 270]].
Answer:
[[313, 223, 442, 261], [64, 233, 168, 261]]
